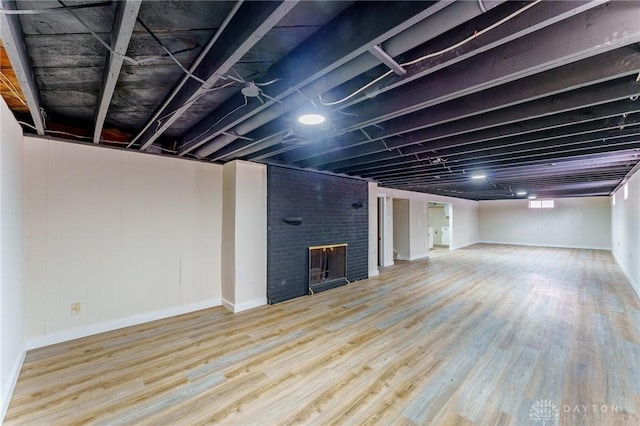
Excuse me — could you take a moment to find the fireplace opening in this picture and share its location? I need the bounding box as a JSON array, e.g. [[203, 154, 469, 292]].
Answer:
[[309, 244, 347, 291]]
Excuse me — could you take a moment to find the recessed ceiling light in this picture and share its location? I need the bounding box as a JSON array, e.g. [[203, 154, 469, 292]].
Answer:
[[528, 195, 537, 199], [298, 113, 326, 125], [516, 191, 527, 196], [471, 174, 486, 180]]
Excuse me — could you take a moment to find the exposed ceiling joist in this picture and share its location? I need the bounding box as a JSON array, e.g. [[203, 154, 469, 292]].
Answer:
[[336, 1, 640, 133], [286, 49, 640, 167], [369, 134, 640, 182], [0, 0, 45, 134], [375, 144, 640, 185], [214, 0, 605, 162], [179, 0, 475, 158], [3, 1, 640, 200], [320, 77, 640, 173], [133, 0, 300, 151], [93, 0, 141, 143], [322, 0, 606, 112]]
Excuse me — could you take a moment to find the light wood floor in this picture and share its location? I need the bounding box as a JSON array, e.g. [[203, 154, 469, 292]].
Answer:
[[5, 244, 640, 425]]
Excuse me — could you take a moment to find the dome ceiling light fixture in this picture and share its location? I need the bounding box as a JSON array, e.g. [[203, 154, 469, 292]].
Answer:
[[298, 113, 326, 125]]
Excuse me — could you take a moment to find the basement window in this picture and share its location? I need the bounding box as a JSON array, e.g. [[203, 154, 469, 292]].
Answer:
[[529, 199, 554, 209]]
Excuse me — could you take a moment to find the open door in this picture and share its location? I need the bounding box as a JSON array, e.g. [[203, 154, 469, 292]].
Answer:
[[428, 202, 452, 249]]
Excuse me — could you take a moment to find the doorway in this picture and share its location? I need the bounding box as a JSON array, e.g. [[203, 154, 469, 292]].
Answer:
[[428, 202, 452, 249]]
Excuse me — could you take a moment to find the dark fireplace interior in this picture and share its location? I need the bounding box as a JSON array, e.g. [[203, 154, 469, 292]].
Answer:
[[309, 244, 347, 290]]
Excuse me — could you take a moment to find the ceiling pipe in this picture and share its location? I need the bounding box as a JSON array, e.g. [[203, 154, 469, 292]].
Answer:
[[192, 0, 505, 158]]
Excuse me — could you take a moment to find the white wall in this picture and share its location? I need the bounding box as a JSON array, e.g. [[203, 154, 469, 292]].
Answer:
[[379, 186, 479, 251], [23, 136, 222, 348], [611, 169, 640, 299], [379, 194, 394, 267], [221, 161, 267, 313], [393, 199, 410, 260], [479, 197, 611, 250], [368, 185, 480, 273], [409, 198, 429, 260], [367, 182, 378, 277], [0, 97, 25, 421]]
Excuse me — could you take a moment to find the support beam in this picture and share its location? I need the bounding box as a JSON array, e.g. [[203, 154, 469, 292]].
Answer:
[[178, 1, 474, 158], [338, 1, 640, 132], [320, 76, 640, 173], [220, 0, 605, 161], [289, 48, 640, 167], [344, 117, 640, 180], [93, 0, 141, 143], [0, 0, 45, 134], [373, 141, 640, 185], [133, 0, 299, 151], [367, 131, 640, 182], [369, 45, 406, 76]]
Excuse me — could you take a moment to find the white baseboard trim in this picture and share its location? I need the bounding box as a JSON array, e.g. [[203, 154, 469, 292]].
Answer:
[[409, 254, 429, 261], [368, 269, 380, 278], [613, 251, 640, 301], [26, 298, 221, 350], [221, 298, 234, 312], [1, 345, 26, 423], [222, 297, 267, 313], [382, 261, 394, 267], [450, 241, 480, 250], [478, 240, 611, 251]]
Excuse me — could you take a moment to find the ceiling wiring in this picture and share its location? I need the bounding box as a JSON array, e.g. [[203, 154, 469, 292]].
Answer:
[[155, 81, 236, 125], [0, 71, 28, 107], [136, 16, 215, 88], [319, 0, 543, 106], [57, 0, 139, 66], [18, 120, 128, 144], [178, 96, 249, 151], [0, 2, 112, 15]]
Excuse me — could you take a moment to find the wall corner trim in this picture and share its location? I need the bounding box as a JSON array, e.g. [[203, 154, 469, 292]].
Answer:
[[223, 298, 268, 313], [612, 251, 640, 301], [1, 346, 27, 423], [25, 298, 222, 350]]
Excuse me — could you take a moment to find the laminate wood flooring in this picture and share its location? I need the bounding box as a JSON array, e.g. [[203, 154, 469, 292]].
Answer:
[[5, 244, 640, 425]]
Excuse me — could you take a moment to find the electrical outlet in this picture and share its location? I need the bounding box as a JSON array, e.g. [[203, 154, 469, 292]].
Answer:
[[71, 303, 81, 315]]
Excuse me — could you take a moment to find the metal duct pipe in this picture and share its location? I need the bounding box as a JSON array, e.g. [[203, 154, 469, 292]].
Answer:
[[194, 0, 504, 158]]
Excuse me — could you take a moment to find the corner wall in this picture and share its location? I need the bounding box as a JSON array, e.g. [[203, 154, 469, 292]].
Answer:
[[611, 169, 640, 298], [369, 186, 479, 275], [0, 95, 25, 421], [478, 197, 611, 250], [221, 161, 267, 312], [23, 136, 223, 348]]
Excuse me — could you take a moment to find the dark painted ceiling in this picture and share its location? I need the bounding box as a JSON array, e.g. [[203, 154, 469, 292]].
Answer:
[[2, 0, 640, 200]]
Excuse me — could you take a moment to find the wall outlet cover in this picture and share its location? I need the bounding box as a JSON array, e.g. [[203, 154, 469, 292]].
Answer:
[[71, 303, 81, 315]]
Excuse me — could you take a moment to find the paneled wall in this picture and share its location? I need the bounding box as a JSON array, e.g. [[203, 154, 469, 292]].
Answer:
[[0, 97, 25, 420], [23, 137, 222, 345], [267, 166, 369, 304], [611, 168, 640, 298], [478, 197, 611, 250]]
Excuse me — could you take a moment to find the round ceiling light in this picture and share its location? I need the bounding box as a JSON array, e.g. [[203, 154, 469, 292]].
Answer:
[[298, 113, 326, 125]]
